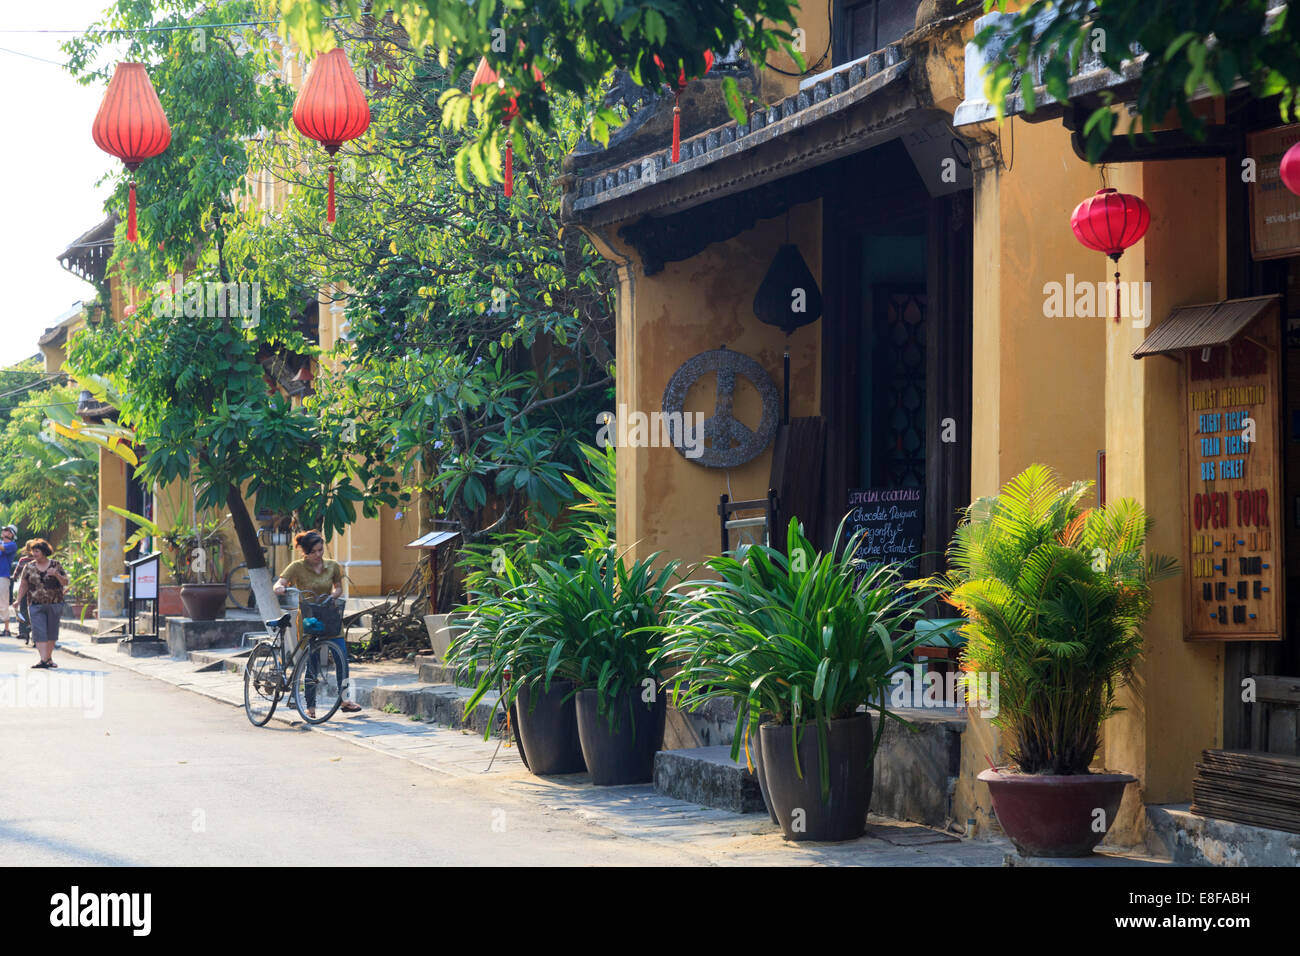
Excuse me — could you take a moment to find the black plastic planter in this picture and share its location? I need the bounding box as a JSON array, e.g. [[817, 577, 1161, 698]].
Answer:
[[575, 686, 667, 785], [513, 679, 586, 776], [748, 726, 779, 825], [760, 714, 874, 842]]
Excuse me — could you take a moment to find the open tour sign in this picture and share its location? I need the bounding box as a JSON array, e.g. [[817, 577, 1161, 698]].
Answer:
[[1182, 305, 1284, 642]]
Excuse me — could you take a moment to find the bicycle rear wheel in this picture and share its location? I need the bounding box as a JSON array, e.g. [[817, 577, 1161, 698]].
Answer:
[[244, 643, 283, 727], [226, 564, 254, 609], [291, 639, 346, 725]]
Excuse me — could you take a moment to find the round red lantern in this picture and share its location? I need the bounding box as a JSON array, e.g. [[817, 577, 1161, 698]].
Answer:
[[471, 57, 545, 198], [653, 51, 714, 163], [1280, 141, 1300, 196], [1070, 187, 1150, 323], [292, 48, 371, 224], [91, 62, 171, 243]]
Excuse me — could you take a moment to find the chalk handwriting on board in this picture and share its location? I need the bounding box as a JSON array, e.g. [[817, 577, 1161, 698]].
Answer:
[[845, 488, 924, 570]]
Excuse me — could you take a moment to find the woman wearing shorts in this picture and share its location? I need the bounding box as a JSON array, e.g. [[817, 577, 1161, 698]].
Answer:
[[13, 539, 69, 669]]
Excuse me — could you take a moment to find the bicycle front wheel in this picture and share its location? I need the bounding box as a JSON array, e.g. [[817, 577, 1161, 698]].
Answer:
[[291, 640, 346, 725], [244, 643, 283, 727]]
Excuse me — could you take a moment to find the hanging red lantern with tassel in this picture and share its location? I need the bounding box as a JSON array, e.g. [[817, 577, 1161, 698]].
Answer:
[[654, 51, 714, 163], [471, 57, 545, 198], [91, 62, 171, 243], [1070, 187, 1150, 323], [292, 47, 371, 225]]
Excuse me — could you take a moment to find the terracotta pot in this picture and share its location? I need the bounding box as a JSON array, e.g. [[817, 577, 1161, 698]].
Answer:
[[761, 715, 874, 842], [180, 583, 229, 621], [158, 585, 185, 616], [66, 601, 97, 622], [979, 767, 1136, 857]]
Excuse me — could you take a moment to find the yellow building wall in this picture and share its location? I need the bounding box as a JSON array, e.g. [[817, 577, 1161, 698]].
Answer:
[[1101, 158, 1224, 829], [591, 199, 822, 566], [959, 115, 1110, 830]]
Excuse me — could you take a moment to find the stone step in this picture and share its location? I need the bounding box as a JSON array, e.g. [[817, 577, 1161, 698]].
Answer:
[[416, 659, 473, 686], [1146, 804, 1300, 866], [364, 682, 504, 737], [655, 709, 967, 824], [654, 746, 765, 814]]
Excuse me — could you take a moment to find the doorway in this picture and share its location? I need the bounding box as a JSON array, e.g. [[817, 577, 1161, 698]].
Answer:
[[820, 139, 973, 572]]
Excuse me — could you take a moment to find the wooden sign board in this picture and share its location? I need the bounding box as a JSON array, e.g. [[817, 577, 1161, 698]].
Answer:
[[1248, 124, 1300, 261], [845, 487, 924, 573], [1182, 305, 1284, 641]]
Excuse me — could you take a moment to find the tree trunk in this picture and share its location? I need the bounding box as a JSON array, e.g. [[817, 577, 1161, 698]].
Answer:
[[226, 485, 283, 636]]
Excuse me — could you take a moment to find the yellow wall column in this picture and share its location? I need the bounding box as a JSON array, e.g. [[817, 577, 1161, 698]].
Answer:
[[959, 117, 1111, 829], [1102, 159, 1224, 827], [98, 447, 127, 616]]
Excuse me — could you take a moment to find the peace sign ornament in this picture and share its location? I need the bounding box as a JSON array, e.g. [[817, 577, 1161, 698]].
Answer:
[[661, 346, 780, 468]]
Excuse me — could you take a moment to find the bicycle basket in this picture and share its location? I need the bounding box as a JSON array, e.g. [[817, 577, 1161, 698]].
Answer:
[[303, 597, 344, 637]]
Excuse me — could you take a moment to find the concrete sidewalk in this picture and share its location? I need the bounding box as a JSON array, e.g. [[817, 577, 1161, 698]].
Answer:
[[39, 632, 1170, 866]]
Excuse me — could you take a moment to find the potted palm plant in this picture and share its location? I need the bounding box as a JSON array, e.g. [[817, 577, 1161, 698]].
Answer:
[[942, 464, 1178, 858], [658, 517, 939, 842]]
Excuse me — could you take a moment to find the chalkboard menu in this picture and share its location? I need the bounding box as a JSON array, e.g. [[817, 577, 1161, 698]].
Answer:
[[845, 487, 925, 571], [1182, 303, 1284, 642]]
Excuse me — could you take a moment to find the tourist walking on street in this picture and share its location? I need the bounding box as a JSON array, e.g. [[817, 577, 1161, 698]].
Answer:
[[13, 539, 69, 668], [274, 530, 360, 712], [0, 525, 17, 636]]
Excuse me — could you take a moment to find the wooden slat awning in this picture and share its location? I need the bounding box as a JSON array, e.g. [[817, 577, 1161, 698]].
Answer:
[[1133, 295, 1281, 358]]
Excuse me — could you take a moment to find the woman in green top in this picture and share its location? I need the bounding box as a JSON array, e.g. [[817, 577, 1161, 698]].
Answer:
[[274, 530, 360, 712]]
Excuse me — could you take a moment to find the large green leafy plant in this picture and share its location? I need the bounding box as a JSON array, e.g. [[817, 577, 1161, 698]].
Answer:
[[941, 464, 1178, 775], [657, 517, 939, 797], [450, 544, 679, 736], [278, 0, 805, 183]]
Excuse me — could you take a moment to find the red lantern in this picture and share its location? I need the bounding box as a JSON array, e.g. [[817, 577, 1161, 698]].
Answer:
[[472, 58, 545, 198], [292, 48, 371, 224], [1070, 187, 1150, 323], [654, 51, 714, 163], [91, 63, 171, 243], [1281, 141, 1300, 196]]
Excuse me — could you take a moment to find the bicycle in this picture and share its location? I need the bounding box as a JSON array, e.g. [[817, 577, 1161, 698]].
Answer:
[[243, 608, 348, 727]]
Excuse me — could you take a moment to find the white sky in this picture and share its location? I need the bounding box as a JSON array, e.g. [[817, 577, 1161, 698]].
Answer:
[[0, 0, 125, 367]]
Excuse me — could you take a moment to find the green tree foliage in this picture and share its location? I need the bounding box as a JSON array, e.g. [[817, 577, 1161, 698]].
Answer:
[[0, 385, 98, 541], [276, 0, 804, 184], [227, 22, 615, 546], [974, 0, 1300, 161], [63, 1, 385, 610]]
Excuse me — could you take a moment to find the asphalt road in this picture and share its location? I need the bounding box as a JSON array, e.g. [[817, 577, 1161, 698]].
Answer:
[[0, 636, 690, 866]]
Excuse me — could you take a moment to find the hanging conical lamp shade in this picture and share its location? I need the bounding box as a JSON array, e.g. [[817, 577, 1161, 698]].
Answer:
[[91, 62, 171, 243], [293, 48, 371, 224], [471, 57, 544, 198]]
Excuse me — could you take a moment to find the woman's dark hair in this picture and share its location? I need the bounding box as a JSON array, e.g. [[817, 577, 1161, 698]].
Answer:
[[295, 530, 324, 555], [27, 538, 53, 557]]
